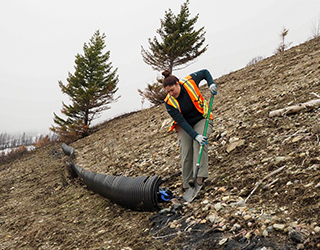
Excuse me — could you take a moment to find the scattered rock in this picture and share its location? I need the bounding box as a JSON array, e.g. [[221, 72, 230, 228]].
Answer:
[[243, 215, 252, 221], [226, 139, 245, 153], [232, 223, 241, 232], [207, 214, 220, 224], [289, 229, 307, 243], [266, 226, 274, 233], [273, 224, 286, 231], [159, 208, 171, 214], [217, 186, 227, 193], [296, 243, 305, 250], [292, 135, 304, 143], [230, 199, 246, 207], [218, 238, 228, 245], [214, 203, 223, 212], [314, 226, 320, 234]]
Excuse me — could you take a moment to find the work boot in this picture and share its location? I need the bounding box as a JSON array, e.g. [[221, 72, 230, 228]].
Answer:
[[196, 177, 203, 186], [188, 178, 195, 187]]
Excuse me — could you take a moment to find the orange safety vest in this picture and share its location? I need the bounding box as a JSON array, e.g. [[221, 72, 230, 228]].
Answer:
[[164, 75, 213, 132]]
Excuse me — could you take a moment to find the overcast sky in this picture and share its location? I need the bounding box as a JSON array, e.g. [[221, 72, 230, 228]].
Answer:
[[1, 0, 320, 135]]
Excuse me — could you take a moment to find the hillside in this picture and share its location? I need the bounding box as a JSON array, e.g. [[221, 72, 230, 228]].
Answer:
[[1, 37, 320, 249]]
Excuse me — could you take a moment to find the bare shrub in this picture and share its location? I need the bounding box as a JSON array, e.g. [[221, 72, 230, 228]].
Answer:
[[34, 135, 51, 148], [0, 145, 29, 166], [137, 78, 167, 106], [247, 56, 264, 66], [311, 16, 320, 39], [274, 27, 292, 55]]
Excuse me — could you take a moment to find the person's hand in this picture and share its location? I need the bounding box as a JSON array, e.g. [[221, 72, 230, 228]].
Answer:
[[195, 135, 208, 146], [209, 83, 217, 95]]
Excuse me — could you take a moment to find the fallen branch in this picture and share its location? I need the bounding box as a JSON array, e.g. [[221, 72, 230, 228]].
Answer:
[[278, 128, 308, 137], [310, 92, 320, 98], [269, 99, 320, 117], [245, 165, 286, 203], [263, 178, 279, 190]]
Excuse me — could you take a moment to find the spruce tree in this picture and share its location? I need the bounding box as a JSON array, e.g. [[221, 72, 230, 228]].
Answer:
[[141, 0, 208, 72], [51, 30, 119, 140]]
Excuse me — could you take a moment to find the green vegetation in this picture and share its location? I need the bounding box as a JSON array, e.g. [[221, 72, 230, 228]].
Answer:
[[51, 30, 119, 141]]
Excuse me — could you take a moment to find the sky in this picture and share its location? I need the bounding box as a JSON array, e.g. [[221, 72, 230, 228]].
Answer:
[[1, 0, 320, 135]]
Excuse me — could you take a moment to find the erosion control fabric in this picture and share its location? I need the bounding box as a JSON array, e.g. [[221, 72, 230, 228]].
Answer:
[[62, 143, 162, 211]]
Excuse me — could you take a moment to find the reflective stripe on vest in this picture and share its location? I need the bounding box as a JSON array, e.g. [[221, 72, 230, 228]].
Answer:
[[164, 76, 213, 132], [165, 95, 181, 113]]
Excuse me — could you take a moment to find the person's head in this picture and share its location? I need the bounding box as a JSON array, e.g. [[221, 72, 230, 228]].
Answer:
[[162, 70, 181, 98]]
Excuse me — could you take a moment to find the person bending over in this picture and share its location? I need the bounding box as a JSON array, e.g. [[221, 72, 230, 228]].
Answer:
[[162, 69, 217, 189]]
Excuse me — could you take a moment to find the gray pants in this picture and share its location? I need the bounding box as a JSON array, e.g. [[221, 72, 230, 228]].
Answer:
[[177, 119, 213, 188]]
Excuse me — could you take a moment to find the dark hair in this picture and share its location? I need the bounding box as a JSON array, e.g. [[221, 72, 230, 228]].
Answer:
[[162, 70, 179, 88]]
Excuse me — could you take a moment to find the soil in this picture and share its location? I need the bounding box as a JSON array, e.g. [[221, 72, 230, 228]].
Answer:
[[2, 37, 320, 250]]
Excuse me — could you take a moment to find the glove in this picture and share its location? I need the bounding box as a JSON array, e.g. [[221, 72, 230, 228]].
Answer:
[[209, 83, 217, 95], [195, 135, 208, 146]]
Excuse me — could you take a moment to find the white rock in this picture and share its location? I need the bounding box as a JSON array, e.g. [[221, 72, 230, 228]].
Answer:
[[221, 131, 228, 137], [207, 214, 217, 223], [214, 203, 223, 211], [262, 229, 269, 237], [201, 199, 209, 205], [232, 223, 241, 231], [243, 214, 251, 221], [273, 224, 286, 231], [226, 139, 245, 153], [229, 137, 240, 143], [218, 238, 228, 245], [230, 199, 246, 207], [314, 226, 320, 234]]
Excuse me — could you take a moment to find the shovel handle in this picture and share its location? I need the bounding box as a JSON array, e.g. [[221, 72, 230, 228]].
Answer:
[[193, 94, 214, 180]]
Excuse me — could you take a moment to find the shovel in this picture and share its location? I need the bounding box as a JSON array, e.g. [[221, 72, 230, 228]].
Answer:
[[183, 94, 214, 202]]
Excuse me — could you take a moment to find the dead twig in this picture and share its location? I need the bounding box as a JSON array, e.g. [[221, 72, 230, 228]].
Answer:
[[280, 132, 310, 138], [152, 214, 189, 237], [263, 178, 279, 190], [245, 165, 286, 203]]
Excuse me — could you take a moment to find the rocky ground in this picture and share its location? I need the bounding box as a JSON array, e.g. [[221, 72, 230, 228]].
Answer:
[[1, 37, 320, 249]]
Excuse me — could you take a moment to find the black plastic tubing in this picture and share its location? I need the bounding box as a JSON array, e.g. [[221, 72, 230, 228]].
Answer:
[[62, 143, 162, 211]]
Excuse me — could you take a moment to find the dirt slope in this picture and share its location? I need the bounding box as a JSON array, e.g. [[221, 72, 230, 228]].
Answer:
[[1, 37, 320, 249]]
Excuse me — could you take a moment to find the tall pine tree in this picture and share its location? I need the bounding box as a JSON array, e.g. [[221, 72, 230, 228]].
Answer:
[[141, 0, 208, 72], [51, 30, 119, 140]]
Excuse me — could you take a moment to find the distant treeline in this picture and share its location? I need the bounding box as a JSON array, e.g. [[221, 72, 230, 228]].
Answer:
[[0, 132, 58, 150]]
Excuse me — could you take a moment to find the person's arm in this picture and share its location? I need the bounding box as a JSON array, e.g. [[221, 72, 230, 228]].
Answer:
[[189, 69, 215, 87], [190, 69, 217, 95], [165, 102, 198, 139]]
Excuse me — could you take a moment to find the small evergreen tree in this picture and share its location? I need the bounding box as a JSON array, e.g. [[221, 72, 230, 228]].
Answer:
[[139, 0, 207, 105], [141, 0, 208, 73], [51, 30, 119, 141]]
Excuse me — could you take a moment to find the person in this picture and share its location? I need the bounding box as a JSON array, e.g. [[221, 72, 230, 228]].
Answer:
[[162, 69, 217, 190]]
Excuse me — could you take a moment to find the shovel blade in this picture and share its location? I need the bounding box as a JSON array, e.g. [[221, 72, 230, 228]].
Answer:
[[183, 183, 202, 202]]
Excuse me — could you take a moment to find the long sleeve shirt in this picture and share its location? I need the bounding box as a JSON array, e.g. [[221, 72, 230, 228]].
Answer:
[[165, 69, 215, 139]]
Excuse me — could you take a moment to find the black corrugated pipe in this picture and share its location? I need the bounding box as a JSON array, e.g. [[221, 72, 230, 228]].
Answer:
[[62, 143, 162, 211]]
